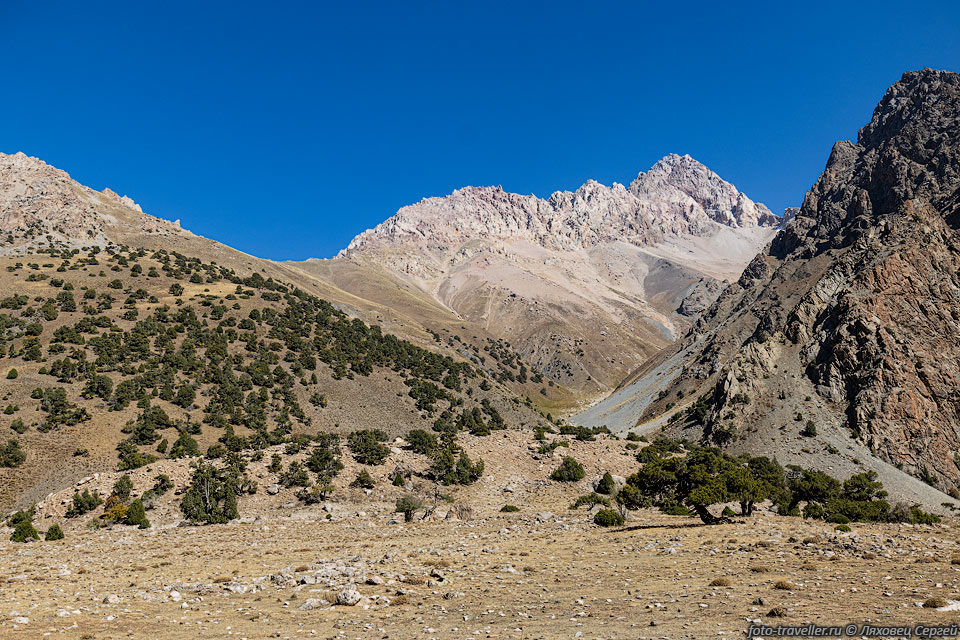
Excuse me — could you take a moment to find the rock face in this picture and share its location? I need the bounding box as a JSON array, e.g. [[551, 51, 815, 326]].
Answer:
[[309, 155, 778, 396], [341, 154, 775, 263], [583, 69, 960, 495], [0, 152, 182, 251]]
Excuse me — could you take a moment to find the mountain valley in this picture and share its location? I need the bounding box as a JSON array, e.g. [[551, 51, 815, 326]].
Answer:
[[2, 68, 960, 640]]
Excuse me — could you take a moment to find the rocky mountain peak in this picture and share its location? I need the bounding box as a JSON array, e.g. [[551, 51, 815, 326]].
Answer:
[[0, 151, 183, 251], [341, 154, 776, 259], [630, 153, 777, 228], [782, 68, 960, 248]]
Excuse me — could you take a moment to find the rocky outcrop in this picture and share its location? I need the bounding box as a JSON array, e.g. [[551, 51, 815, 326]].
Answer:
[[341, 154, 775, 264], [0, 151, 183, 252], [627, 153, 778, 230]]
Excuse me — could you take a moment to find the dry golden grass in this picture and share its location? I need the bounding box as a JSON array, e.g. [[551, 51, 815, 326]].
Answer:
[[423, 558, 452, 568]]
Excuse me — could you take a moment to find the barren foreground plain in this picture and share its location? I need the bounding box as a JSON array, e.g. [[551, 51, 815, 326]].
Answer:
[[2, 431, 958, 639]]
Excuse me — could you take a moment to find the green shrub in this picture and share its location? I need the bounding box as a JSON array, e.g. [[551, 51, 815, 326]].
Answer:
[[141, 474, 173, 504], [44, 524, 65, 541], [0, 438, 25, 467], [10, 418, 26, 434], [11, 519, 39, 542], [559, 425, 596, 441], [661, 503, 695, 516], [205, 443, 226, 459], [889, 502, 942, 524], [570, 493, 610, 509], [395, 495, 423, 522], [116, 440, 156, 470], [280, 461, 310, 487], [348, 430, 391, 465], [594, 509, 625, 527], [268, 454, 282, 473], [125, 499, 150, 529], [112, 474, 133, 501], [6, 368, 17, 379], [835, 524, 851, 532], [154, 473, 173, 493], [551, 457, 585, 482], [615, 485, 647, 510], [66, 489, 103, 518], [596, 471, 615, 495], [350, 469, 375, 489], [305, 436, 343, 481], [169, 431, 200, 458], [6, 507, 34, 527], [801, 421, 817, 437], [406, 429, 437, 455], [538, 440, 569, 454], [180, 461, 243, 524], [430, 444, 484, 485], [500, 505, 520, 512], [296, 486, 328, 504]]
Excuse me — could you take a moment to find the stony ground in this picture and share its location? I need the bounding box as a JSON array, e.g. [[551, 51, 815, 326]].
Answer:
[[2, 505, 959, 639]]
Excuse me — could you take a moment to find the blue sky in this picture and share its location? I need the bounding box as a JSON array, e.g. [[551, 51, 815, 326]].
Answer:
[[2, 1, 958, 260]]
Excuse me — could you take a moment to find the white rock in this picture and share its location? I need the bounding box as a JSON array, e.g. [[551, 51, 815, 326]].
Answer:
[[298, 598, 327, 611], [336, 589, 362, 606]]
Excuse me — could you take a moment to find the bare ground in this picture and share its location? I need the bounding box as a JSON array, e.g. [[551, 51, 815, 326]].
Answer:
[[2, 433, 959, 639]]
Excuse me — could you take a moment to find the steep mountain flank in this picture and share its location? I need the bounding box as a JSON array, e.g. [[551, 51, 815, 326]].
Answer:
[[298, 155, 778, 405], [576, 69, 960, 503]]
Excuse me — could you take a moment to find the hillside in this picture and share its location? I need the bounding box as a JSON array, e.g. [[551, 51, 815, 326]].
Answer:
[[0, 153, 555, 511], [293, 155, 780, 408], [574, 69, 960, 503]]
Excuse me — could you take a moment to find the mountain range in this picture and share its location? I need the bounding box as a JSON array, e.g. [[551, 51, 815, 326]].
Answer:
[[295, 153, 781, 406], [0, 68, 958, 512]]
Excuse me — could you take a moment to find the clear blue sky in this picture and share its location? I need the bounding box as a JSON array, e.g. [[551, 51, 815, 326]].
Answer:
[[2, 1, 958, 260]]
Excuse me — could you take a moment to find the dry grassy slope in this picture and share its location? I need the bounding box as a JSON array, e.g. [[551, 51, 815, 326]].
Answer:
[[0, 249, 550, 513], [290, 247, 717, 413], [95, 196, 580, 417], [0, 150, 456, 350], [289, 256, 587, 412]]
